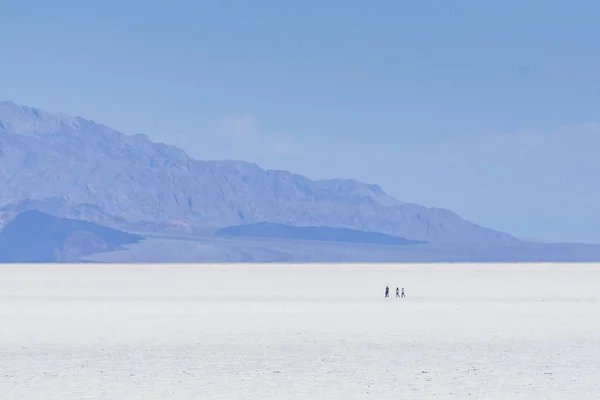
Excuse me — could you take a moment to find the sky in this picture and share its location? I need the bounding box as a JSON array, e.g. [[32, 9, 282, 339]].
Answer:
[[1, 0, 599, 243]]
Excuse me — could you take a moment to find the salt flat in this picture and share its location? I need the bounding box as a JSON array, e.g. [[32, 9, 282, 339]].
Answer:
[[1, 263, 599, 399]]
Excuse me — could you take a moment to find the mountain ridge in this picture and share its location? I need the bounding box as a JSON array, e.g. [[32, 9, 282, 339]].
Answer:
[[0, 100, 518, 244]]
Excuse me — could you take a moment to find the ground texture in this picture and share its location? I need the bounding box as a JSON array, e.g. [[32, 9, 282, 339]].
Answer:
[[1, 263, 599, 399]]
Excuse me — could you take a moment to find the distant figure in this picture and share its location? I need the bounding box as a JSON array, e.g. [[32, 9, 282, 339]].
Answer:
[[385, 286, 389, 298], [396, 287, 400, 298], [401, 287, 405, 298]]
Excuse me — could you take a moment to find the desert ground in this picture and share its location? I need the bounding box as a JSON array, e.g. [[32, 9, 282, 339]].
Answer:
[[1, 263, 599, 399]]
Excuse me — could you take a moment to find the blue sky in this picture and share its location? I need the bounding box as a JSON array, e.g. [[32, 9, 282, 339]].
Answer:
[[1, 0, 599, 242]]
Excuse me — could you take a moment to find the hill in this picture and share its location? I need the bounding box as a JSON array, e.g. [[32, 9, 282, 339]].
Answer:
[[217, 222, 425, 246], [0, 211, 596, 264], [0, 100, 517, 244], [0, 210, 143, 262]]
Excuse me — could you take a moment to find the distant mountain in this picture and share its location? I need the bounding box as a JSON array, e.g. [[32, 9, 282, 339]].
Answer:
[[86, 231, 600, 263], [0, 100, 518, 244], [0, 210, 143, 262], [217, 222, 425, 246]]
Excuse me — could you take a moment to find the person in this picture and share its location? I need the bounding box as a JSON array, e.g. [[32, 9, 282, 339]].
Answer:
[[396, 287, 400, 298], [385, 286, 389, 298], [401, 287, 405, 298]]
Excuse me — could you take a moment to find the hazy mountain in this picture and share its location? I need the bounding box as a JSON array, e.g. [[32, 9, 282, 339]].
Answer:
[[216, 222, 425, 245], [85, 231, 600, 263], [0, 100, 518, 244], [0, 210, 143, 262]]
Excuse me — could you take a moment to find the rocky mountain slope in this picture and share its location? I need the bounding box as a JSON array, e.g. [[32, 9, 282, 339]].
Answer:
[[0, 100, 518, 244]]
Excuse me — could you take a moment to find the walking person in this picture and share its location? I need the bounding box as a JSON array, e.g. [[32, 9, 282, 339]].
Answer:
[[396, 287, 400, 298], [401, 287, 405, 298], [385, 286, 389, 298]]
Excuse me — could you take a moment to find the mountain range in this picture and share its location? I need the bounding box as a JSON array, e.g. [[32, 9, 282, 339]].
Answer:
[[0, 100, 516, 244], [1, 100, 598, 262]]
